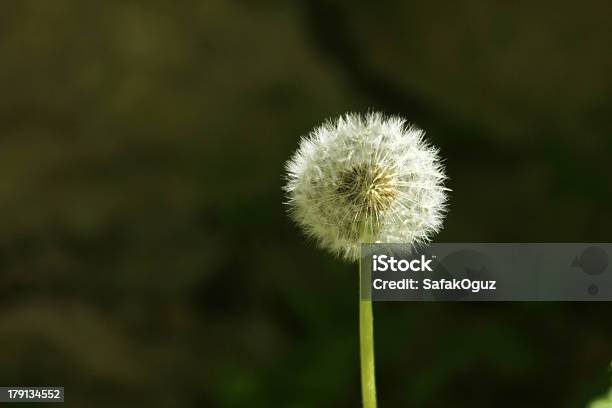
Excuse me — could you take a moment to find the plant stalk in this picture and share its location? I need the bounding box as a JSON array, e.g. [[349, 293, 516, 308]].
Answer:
[[359, 260, 377, 408]]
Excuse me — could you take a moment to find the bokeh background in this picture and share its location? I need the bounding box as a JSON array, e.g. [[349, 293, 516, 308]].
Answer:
[[1, 1, 611, 407]]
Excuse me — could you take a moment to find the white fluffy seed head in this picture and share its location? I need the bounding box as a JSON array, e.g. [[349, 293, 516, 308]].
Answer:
[[284, 112, 449, 262]]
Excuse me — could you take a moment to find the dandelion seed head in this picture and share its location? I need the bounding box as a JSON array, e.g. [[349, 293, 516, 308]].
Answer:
[[284, 112, 448, 261]]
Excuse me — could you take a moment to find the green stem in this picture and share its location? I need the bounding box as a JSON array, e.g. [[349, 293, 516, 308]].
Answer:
[[360, 261, 378, 408]]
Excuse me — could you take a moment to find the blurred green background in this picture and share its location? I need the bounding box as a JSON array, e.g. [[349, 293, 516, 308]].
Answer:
[[0, 1, 611, 407]]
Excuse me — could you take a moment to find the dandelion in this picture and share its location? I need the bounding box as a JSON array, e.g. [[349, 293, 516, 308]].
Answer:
[[283, 112, 449, 408], [285, 112, 448, 261]]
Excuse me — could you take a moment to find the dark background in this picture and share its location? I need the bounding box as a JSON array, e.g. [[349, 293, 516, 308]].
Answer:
[[1, 1, 611, 407]]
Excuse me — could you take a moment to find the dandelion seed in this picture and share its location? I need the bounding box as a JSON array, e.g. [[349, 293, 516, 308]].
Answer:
[[284, 112, 449, 261]]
